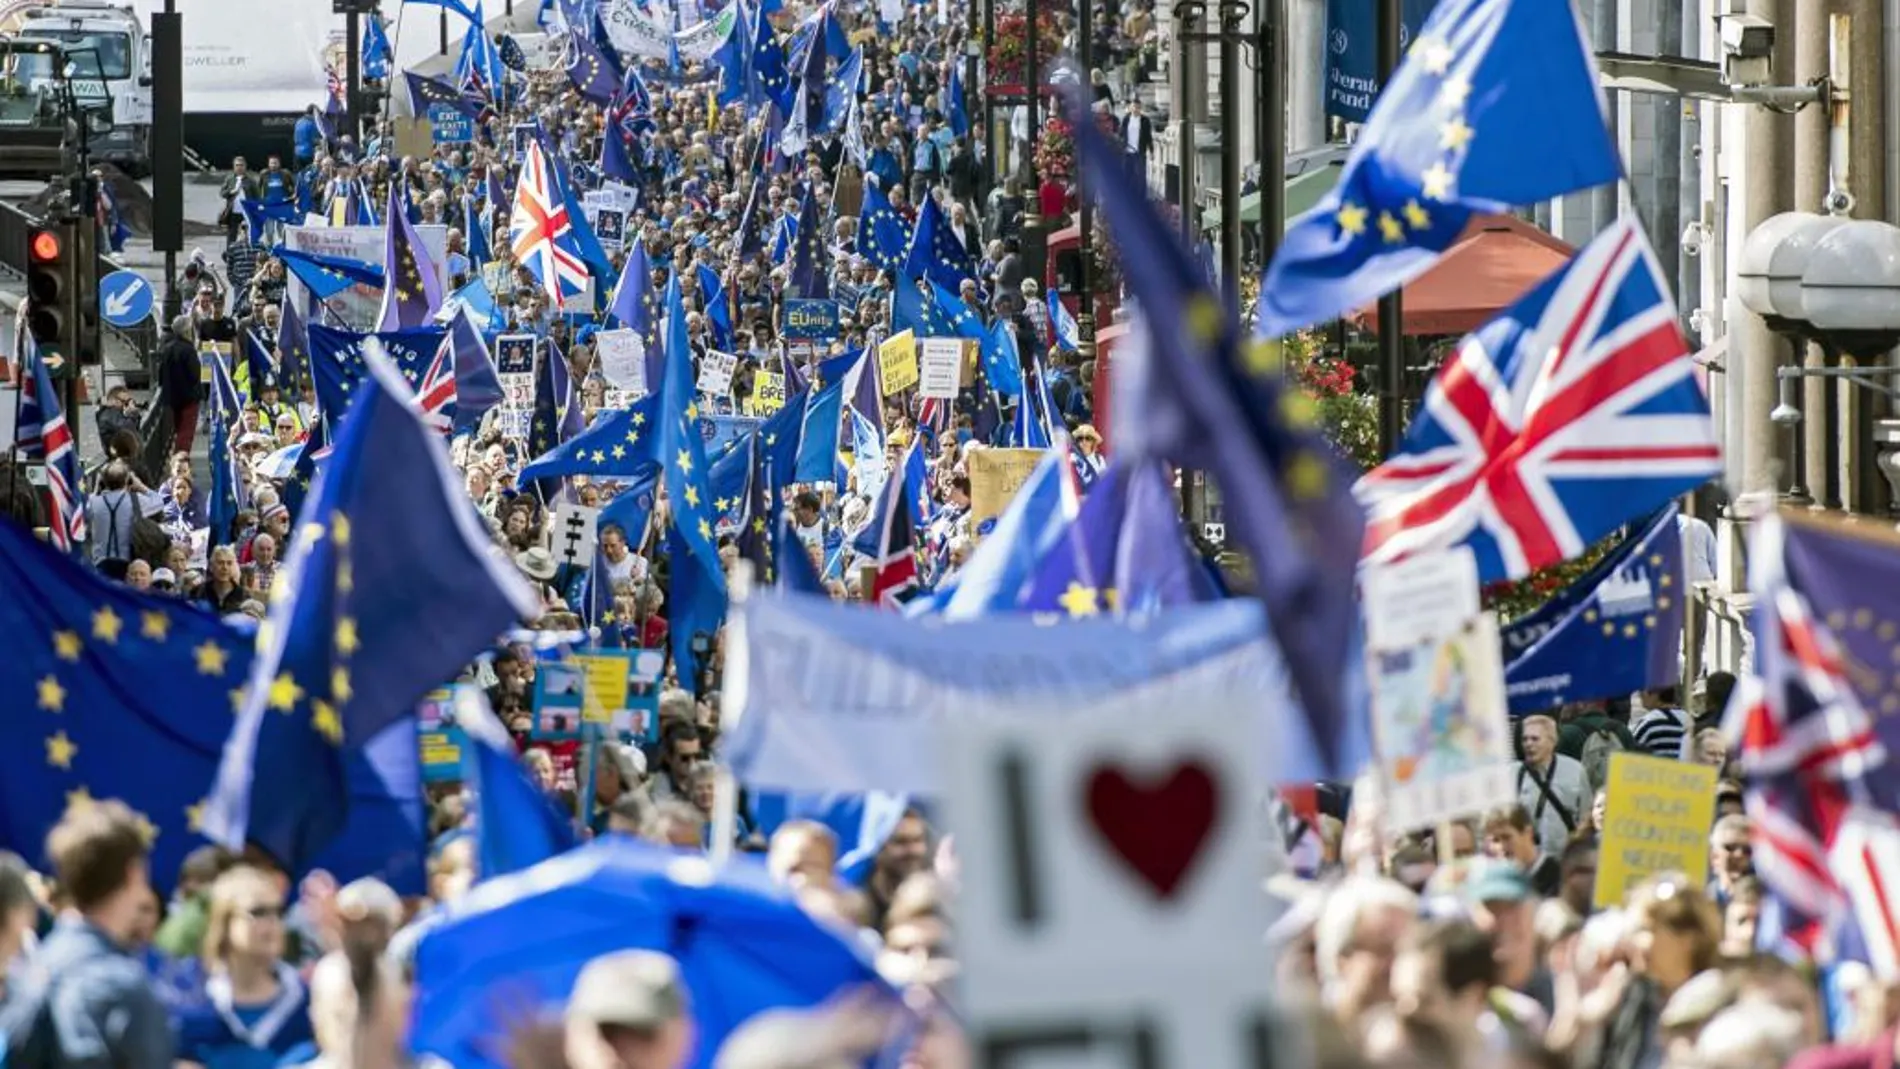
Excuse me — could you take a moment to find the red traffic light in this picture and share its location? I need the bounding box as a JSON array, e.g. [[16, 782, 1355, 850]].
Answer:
[[29, 230, 60, 263]]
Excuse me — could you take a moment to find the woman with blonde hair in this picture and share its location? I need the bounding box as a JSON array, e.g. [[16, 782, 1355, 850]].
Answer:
[[174, 866, 315, 1069]]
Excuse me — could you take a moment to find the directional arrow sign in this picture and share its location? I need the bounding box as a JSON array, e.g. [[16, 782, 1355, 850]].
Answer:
[[99, 270, 155, 328]]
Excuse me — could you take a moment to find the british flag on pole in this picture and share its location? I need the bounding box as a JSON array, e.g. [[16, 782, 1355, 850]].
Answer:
[[1356, 216, 1722, 582], [414, 335, 458, 435], [510, 141, 590, 305]]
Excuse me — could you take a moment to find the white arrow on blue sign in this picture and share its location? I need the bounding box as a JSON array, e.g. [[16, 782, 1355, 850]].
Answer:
[[99, 270, 155, 328]]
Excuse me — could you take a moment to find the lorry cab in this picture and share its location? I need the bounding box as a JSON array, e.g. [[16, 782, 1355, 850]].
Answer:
[[15, 0, 148, 174], [0, 36, 76, 180]]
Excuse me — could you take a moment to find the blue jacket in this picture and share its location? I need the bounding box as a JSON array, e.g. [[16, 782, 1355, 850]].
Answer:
[[293, 115, 321, 159], [1, 917, 175, 1069]]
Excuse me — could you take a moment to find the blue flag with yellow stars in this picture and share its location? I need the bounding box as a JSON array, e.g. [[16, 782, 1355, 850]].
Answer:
[[519, 394, 662, 485], [377, 183, 445, 331], [308, 324, 442, 423], [1255, 0, 1620, 336], [903, 196, 974, 294], [565, 28, 620, 104], [929, 279, 986, 341], [278, 292, 310, 390], [734, 433, 778, 583], [656, 272, 727, 690], [857, 183, 910, 275], [891, 277, 951, 340], [789, 185, 829, 299], [203, 345, 537, 874], [526, 339, 584, 499], [1072, 91, 1370, 781], [277, 248, 384, 301], [606, 238, 662, 388]]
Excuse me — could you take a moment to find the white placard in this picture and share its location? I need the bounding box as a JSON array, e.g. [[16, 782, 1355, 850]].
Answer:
[[1359, 547, 1482, 652], [598, 182, 640, 214], [917, 337, 963, 400], [698, 350, 738, 397], [595, 329, 648, 397], [552, 505, 601, 573], [560, 278, 595, 317], [284, 224, 451, 331], [940, 696, 1277, 1068]]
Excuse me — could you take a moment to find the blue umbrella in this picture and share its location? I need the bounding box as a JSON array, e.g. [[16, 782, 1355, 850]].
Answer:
[[411, 838, 888, 1069]]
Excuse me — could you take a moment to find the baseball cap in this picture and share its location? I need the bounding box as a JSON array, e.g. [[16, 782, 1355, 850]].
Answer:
[[151, 567, 177, 588], [567, 949, 687, 1031], [1462, 860, 1534, 904]]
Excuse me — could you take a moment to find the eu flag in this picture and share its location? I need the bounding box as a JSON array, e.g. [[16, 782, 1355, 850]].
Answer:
[[607, 238, 661, 388], [277, 248, 384, 301], [696, 264, 734, 351], [278, 294, 310, 392], [747, 4, 789, 112], [945, 63, 970, 138], [519, 394, 662, 485], [204, 345, 536, 873], [363, 16, 393, 80], [307, 324, 443, 422], [857, 183, 910, 275], [903, 196, 974, 293], [656, 273, 728, 689], [819, 46, 861, 135], [405, 71, 484, 121], [788, 186, 828, 299], [565, 28, 621, 104], [378, 183, 446, 331], [1255, 0, 1620, 336], [891, 278, 951, 339], [930, 279, 985, 341], [207, 352, 249, 547], [526, 340, 584, 498], [1073, 93, 1368, 779]]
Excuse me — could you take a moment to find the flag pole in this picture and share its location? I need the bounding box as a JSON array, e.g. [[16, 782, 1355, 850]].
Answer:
[[707, 560, 754, 866]]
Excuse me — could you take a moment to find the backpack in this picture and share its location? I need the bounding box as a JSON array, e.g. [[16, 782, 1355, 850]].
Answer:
[[1578, 724, 1626, 794], [127, 492, 171, 567]]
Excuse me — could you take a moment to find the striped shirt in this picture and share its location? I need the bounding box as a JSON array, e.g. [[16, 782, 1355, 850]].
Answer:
[[1631, 705, 1693, 760]]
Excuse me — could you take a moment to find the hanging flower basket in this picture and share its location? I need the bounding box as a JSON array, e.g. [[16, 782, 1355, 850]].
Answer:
[[985, 11, 1062, 95]]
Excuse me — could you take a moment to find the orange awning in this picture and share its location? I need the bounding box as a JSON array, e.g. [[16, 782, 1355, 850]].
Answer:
[[1359, 215, 1576, 336]]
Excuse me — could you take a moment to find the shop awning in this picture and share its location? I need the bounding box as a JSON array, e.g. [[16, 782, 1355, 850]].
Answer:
[[1200, 162, 1344, 231], [1358, 215, 1576, 336]]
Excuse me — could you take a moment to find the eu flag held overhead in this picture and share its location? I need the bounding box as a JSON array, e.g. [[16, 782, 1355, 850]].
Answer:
[[519, 394, 662, 484], [1255, 0, 1621, 336], [657, 272, 728, 688], [204, 344, 537, 874]]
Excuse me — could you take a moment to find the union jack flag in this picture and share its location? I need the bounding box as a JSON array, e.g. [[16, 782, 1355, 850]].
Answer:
[[14, 327, 85, 552], [1356, 217, 1721, 582], [415, 336, 457, 434], [1727, 511, 1900, 973], [853, 458, 920, 608], [509, 141, 590, 304]]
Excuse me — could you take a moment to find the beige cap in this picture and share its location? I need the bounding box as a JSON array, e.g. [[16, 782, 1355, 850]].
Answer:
[[567, 949, 688, 1031]]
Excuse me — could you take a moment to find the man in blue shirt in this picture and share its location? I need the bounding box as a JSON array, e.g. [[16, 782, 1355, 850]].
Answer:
[[292, 105, 323, 167], [1, 801, 175, 1069]]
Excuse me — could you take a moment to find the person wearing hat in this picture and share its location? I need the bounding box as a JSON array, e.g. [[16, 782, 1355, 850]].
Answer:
[[564, 949, 694, 1069], [158, 314, 204, 455], [516, 547, 565, 611], [1073, 424, 1106, 473]]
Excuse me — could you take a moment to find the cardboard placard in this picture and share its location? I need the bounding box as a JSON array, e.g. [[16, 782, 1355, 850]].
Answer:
[[782, 298, 841, 340], [878, 330, 918, 395], [594, 328, 648, 397], [416, 688, 464, 783], [917, 337, 963, 400], [698, 349, 739, 397], [552, 504, 600, 573], [1594, 752, 1718, 909], [967, 447, 1046, 540], [747, 370, 785, 414]]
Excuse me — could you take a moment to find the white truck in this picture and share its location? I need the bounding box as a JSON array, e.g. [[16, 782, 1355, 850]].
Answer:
[[14, 0, 149, 174]]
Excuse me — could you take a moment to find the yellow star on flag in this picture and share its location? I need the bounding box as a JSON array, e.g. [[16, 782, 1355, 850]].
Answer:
[[331, 667, 353, 705], [332, 512, 352, 547], [1415, 36, 1454, 74], [37, 675, 65, 713], [230, 687, 249, 714], [186, 800, 207, 833], [611, 444, 627, 460], [676, 450, 693, 474], [195, 641, 229, 677], [267, 672, 305, 713], [65, 785, 94, 816], [92, 606, 123, 644], [1283, 451, 1330, 500], [1058, 583, 1100, 618], [1184, 296, 1224, 344], [141, 611, 170, 642], [592, 450, 608, 464], [697, 517, 713, 541], [1378, 212, 1405, 244], [1336, 202, 1368, 236], [684, 401, 699, 421], [1439, 117, 1474, 151], [336, 618, 360, 656], [632, 412, 646, 427], [683, 484, 701, 508], [131, 811, 158, 845], [1440, 75, 1471, 110], [53, 630, 81, 662], [46, 730, 77, 769], [1421, 162, 1455, 202], [312, 701, 344, 744], [1402, 200, 1431, 231]]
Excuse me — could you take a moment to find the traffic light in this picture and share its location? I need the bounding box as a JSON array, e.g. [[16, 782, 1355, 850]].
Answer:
[[23, 220, 73, 373]]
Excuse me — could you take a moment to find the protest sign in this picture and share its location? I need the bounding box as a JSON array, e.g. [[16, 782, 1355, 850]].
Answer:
[[573, 650, 631, 726], [746, 370, 785, 415], [698, 350, 739, 397], [1361, 548, 1513, 833], [428, 104, 474, 144], [417, 689, 465, 783], [917, 338, 963, 400], [700, 414, 761, 456], [782, 298, 841, 340], [284, 224, 449, 330], [494, 334, 538, 441], [599, 0, 737, 60], [532, 661, 587, 741], [1595, 752, 1717, 908], [511, 123, 535, 161], [560, 278, 594, 317], [968, 447, 1046, 539], [552, 505, 599, 574], [941, 696, 1276, 1068], [594, 328, 647, 397], [721, 590, 1343, 795], [878, 331, 918, 394], [594, 208, 627, 248]]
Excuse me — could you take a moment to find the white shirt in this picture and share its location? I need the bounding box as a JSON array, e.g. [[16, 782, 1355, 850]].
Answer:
[[1678, 513, 1717, 585], [1513, 754, 1590, 858]]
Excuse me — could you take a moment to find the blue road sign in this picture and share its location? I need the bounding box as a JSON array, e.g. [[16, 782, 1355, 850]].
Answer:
[[99, 270, 154, 327]]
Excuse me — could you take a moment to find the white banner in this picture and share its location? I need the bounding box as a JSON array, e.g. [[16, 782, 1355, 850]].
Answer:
[[719, 591, 1354, 796], [595, 328, 647, 397], [697, 350, 738, 397], [598, 0, 738, 61]]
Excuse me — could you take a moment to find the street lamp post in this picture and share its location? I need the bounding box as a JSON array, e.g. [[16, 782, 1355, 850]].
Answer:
[[1374, 0, 1406, 454], [1216, 0, 1245, 290], [1256, 0, 1285, 267], [1076, 0, 1096, 360]]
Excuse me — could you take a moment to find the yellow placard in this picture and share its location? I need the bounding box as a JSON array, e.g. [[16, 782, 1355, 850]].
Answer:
[[748, 370, 785, 415], [968, 447, 1047, 539], [1594, 752, 1718, 909], [573, 653, 631, 725], [419, 731, 462, 768], [878, 330, 918, 395]]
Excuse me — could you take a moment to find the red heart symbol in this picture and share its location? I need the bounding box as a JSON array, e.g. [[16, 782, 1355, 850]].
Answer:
[[1084, 760, 1221, 900]]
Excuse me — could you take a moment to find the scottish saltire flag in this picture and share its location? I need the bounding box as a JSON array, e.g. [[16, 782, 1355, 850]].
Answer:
[[278, 248, 383, 300], [793, 368, 850, 484], [937, 448, 1074, 619], [519, 395, 662, 484], [903, 196, 973, 293], [850, 453, 920, 607], [858, 183, 909, 274], [458, 688, 575, 879], [1255, 0, 1621, 335], [363, 17, 393, 80], [204, 343, 536, 874], [657, 274, 727, 688], [1727, 513, 1900, 970], [1500, 506, 1682, 714], [1356, 217, 1720, 582], [307, 324, 443, 423], [378, 183, 446, 331], [456, 3, 506, 100], [1049, 291, 1081, 352], [1074, 91, 1368, 780], [14, 333, 84, 551], [511, 141, 591, 303]]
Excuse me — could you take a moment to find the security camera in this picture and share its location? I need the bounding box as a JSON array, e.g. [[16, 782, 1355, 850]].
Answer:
[[1824, 188, 1856, 216], [1771, 401, 1803, 427], [1720, 13, 1775, 59], [1681, 222, 1704, 257]]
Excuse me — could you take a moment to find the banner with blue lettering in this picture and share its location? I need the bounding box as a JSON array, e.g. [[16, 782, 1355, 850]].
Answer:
[[1501, 507, 1684, 715], [1323, 0, 1438, 123]]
